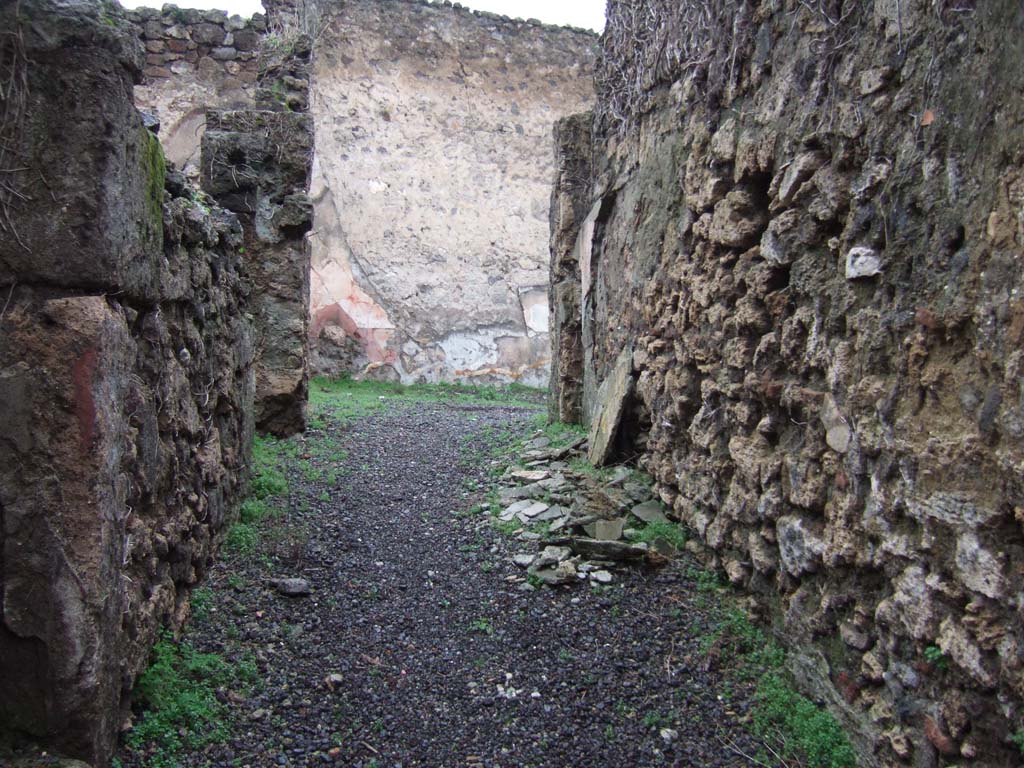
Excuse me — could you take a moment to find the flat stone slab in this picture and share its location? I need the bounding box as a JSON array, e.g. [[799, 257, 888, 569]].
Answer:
[[534, 505, 566, 522], [532, 565, 575, 586], [519, 501, 551, 519], [510, 468, 550, 482], [606, 466, 632, 486], [533, 545, 572, 569], [631, 500, 668, 524], [587, 345, 634, 466], [583, 518, 625, 541], [563, 537, 647, 562], [623, 481, 653, 501], [500, 500, 534, 521], [500, 481, 551, 504], [650, 537, 679, 557]]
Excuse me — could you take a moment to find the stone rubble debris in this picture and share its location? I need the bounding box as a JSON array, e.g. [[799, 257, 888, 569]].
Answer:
[[493, 430, 682, 587]]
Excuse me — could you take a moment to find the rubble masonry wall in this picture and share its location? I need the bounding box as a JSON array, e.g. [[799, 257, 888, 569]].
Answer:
[[556, 1, 1024, 764]]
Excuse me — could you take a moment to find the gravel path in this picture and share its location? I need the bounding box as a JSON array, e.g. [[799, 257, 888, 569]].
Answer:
[[119, 398, 768, 768]]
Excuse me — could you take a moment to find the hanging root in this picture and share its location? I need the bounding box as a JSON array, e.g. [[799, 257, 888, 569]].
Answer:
[[0, 0, 29, 248], [596, 0, 866, 137], [595, 0, 756, 137]]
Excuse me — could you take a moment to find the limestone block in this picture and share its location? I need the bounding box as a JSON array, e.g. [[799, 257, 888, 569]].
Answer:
[[0, 294, 133, 762], [845, 246, 882, 279], [708, 187, 769, 249], [776, 515, 826, 576], [954, 532, 1006, 600], [820, 395, 851, 453], [0, 3, 164, 299], [938, 617, 997, 689]]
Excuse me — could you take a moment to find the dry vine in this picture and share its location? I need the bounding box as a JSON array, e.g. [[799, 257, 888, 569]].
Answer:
[[269, 0, 332, 45], [0, 0, 29, 248], [595, 0, 870, 137], [595, 0, 757, 137]]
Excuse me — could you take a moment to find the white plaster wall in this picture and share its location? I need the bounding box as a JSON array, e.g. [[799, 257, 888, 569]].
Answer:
[[308, 0, 595, 384]]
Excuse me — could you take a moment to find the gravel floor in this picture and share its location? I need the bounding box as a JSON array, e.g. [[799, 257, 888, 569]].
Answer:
[[118, 399, 768, 768]]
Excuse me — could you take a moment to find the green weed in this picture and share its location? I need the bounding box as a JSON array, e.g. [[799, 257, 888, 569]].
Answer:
[[629, 519, 686, 550], [189, 587, 213, 620], [222, 522, 259, 555], [613, 700, 634, 717], [642, 710, 672, 729], [688, 565, 724, 593], [469, 618, 494, 635], [299, 460, 323, 483], [699, 604, 853, 768], [923, 644, 949, 671], [542, 420, 586, 445], [753, 673, 857, 768], [492, 518, 522, 536], [250, 436, 288, 499], [308, 375, 543, 426], [127, 633, 234, 765], [1012, 728, 1024, 755], [239, 497, 276, 524]]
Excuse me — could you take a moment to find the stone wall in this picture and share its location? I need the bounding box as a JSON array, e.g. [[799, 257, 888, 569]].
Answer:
[[308, 0, 596, 384], [548, 113, 593, 423], [560, 1, 1024, 764], [127, 5, 265, 171], [202, 34, 315, 436], [0, 3, 254, 765]]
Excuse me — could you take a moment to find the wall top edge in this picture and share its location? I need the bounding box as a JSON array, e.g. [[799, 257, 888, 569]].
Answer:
[[122, 0, 600, 38]]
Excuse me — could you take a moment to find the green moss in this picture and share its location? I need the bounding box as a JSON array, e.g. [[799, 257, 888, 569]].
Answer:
[[140, 128, 165, 248]]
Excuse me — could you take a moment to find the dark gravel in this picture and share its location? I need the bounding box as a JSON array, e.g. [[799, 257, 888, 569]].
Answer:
[[118, 399, 767, 768]]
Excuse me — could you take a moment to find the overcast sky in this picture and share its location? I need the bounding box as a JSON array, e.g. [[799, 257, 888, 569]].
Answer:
[[118, 0, 606, 31]]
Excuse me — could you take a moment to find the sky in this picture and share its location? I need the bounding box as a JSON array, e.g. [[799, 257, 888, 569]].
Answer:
[[119, 0, 606, 31]]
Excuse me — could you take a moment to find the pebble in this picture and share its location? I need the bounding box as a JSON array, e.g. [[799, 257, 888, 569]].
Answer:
[[115, 401, 767, 767], [271, 578, 311, 596]]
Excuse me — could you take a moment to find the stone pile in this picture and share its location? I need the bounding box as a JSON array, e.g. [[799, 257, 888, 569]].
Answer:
[[495, 435, 682, 587]]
